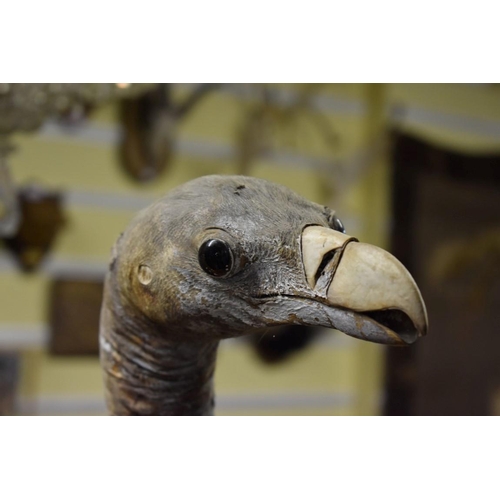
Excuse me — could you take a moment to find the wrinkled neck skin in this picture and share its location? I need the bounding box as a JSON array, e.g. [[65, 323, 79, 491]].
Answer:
[[99, 275, 219, 416]]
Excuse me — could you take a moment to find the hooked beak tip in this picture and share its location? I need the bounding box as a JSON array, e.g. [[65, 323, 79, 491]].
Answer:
[[301, 226, 428, 346]]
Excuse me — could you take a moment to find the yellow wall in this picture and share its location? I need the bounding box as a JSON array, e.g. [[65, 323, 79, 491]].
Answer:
[[2, 83, 499, 415]]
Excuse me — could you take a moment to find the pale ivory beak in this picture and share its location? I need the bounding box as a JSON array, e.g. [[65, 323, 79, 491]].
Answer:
[[301, 226, 428, 345]]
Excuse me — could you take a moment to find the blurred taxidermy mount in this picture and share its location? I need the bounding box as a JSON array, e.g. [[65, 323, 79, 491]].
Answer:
[[119, 83, 220, 182], [3, 184, 65, 272]]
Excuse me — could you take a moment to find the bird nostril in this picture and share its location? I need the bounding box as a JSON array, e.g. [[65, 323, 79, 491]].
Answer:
[[301, 225, 355, 289], [314, 249, 337, 285]]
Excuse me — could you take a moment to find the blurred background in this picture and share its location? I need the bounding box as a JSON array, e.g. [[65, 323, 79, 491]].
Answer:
[[0, 83, 499, 416]]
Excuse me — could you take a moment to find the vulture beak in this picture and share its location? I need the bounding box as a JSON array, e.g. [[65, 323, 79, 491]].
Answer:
[[300, 226, 428, 346]]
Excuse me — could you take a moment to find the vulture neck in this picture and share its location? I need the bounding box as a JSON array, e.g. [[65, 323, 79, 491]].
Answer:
[[100, 278, 219, 416]]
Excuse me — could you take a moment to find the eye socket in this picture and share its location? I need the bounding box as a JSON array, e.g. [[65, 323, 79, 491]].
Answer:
[[198, 239, 234, 277], [329, 215, 345, 233]]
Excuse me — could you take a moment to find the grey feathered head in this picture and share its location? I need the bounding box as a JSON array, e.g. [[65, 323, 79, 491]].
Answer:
[[109, 175, 427, 344]]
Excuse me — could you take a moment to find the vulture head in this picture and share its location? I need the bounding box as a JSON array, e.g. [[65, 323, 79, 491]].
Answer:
[[100, 175, 427, 415]]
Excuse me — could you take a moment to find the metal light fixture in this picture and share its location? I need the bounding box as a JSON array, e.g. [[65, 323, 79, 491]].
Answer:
[[0, 83, 156, 237]]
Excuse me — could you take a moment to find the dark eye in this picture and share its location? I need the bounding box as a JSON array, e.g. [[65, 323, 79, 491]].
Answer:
[[198, 239, 234, 277], [329, 215, 345, 233]]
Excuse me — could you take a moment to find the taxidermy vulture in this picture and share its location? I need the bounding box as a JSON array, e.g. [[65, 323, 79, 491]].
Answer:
[[100, 175, 428, 415]]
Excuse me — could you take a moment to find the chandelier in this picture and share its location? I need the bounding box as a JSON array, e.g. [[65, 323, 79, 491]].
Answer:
[[0, 83, 156, 236]]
